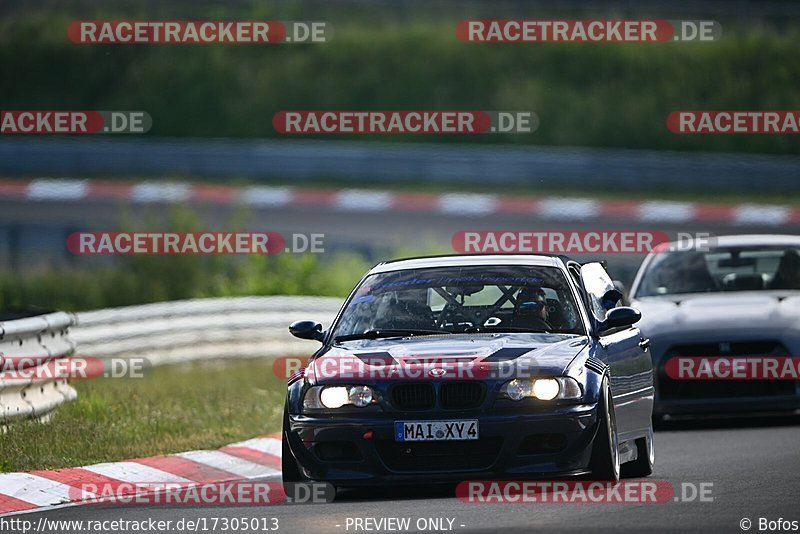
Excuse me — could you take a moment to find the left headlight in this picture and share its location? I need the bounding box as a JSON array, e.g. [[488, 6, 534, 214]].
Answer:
[[303, 385, 377, 411], [499, 377, 582, 401]]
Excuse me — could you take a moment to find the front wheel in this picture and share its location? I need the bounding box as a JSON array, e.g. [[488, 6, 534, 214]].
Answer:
[[589, 376, 620, 482]]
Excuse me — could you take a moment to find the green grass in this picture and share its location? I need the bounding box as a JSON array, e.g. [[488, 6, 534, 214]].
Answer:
[[0, 359, 287, 472]]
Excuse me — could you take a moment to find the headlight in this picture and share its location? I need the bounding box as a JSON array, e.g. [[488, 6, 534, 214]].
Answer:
[[532, 378, 560, 401], [303, 385, 377, 411], [320, 387, 350, 408], [504, 378, 533, 401], [500, 377, 582, 401], [348, 385, 373, 407]]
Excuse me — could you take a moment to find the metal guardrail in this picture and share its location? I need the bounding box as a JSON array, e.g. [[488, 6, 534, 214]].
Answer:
[[0, 296, 343, 425], [2, 138, 799, 193], [0, 312, 77, 423], [72, 296, 343, 365]]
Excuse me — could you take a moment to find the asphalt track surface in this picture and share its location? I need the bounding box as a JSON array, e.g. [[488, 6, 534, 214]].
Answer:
[[10, 417, 800, 533]]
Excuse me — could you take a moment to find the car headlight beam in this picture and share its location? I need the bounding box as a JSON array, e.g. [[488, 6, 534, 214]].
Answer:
[[320, 386, 350, 409], [532, 378, 560, 400], [501, 377, 582, 401], [303, 385, 377, 411]]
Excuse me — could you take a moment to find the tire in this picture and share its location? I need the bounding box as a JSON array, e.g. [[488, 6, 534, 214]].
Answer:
[[621, 426, 654, 478], [281, 403, 303, 489], [590, 377, 620, 482]]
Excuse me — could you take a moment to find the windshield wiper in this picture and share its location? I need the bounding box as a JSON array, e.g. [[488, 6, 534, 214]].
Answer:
[[479, 326, 554, 334], [333, 329, 445, 343]]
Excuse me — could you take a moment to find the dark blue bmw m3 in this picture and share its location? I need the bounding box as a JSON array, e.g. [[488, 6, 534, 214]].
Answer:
[[282, 255, 655, 490]]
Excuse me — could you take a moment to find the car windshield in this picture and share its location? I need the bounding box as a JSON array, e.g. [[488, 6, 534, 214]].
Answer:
[[634, 245, 800, 297], [331, 265, 584, 339]]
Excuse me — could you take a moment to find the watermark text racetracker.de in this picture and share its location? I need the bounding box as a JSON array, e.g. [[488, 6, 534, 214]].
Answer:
[[69, 20, 330, 44], [457, 480, 714, 504], [60, 481, 333, 507], [666, 357, 800, 380], [0, 110, 151, 134], [277, 356, 632, 381], [457, 19, 721, 42], [667, 110, 800, 134], [67, 232, 325, 255], [452, 231, 715, 254], [0, 357, 148, 381], [273, 111, 537, 134]]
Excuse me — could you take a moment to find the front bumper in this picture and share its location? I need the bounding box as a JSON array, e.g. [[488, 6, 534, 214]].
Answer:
[[285, 404, 600, 485]]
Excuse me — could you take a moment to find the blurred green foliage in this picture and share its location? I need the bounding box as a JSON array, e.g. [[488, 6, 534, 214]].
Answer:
[[0, 12, 799, 154], [0, 206, 371, 311]]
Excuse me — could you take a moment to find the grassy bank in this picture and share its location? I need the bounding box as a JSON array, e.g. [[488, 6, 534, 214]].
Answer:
[[0, 359, 286, 472]]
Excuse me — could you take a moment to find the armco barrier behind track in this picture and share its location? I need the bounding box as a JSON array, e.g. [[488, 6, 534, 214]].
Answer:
[[1, 296, 343, 424], [71, 296, 343, 365], [0, 312, 77, 424]]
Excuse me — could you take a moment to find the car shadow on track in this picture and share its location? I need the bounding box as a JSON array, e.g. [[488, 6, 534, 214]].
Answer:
[[335, 483, 457, 502], [654, 413, 800, 431]]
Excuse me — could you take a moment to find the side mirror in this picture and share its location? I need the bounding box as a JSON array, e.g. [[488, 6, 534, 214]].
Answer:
[[598, 307, 641, 335], [289, 320, 325, 342], [612, 281, 628, 305]]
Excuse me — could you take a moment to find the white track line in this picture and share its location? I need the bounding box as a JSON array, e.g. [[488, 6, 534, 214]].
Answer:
[[639, 201, 696, 223], [239, 186, 293, 207], [537, 198, 600, 219], [81, 462, 192, 484], [130, 182, 191, 203], [732, 205, 790, 226], [27, 179, 88, 201], [227, 437, 282, 458], [438, 193, 498, 215], [0, 473, 92, 507], [335, 189, 393, 211], [177, 450, 280, 479]]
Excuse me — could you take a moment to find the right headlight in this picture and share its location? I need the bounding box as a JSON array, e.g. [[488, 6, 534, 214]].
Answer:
[[303, 385, 377, 411], [500, 377, 582, 401]]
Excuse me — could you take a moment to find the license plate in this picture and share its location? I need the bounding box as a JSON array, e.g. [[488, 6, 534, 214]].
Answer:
[[394, 420, 479, 442]]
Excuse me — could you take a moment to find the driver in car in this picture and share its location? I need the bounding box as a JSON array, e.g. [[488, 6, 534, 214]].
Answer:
[[769, 249, 800, 289], [376, 288, 436, 330], [510, 286, 551, 331]]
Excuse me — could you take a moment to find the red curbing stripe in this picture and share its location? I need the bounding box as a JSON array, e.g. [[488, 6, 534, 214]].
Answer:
[[694, 204, 734, 223], [0, 436, 283, 516], [189, 185, 237, 204], [132, 455, 240, 483], [0, 180, 31, 198], [219, 446, 281, 470], [290, 189, 337, 207], [31, 467, 137, 502], [598, 200, 642, 220], [495, 196, 538, 214], [85, 180, 135, 199], [5, 178, 799, 227], [0, 494, 39, 515], [390, 192, 439, 212]]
